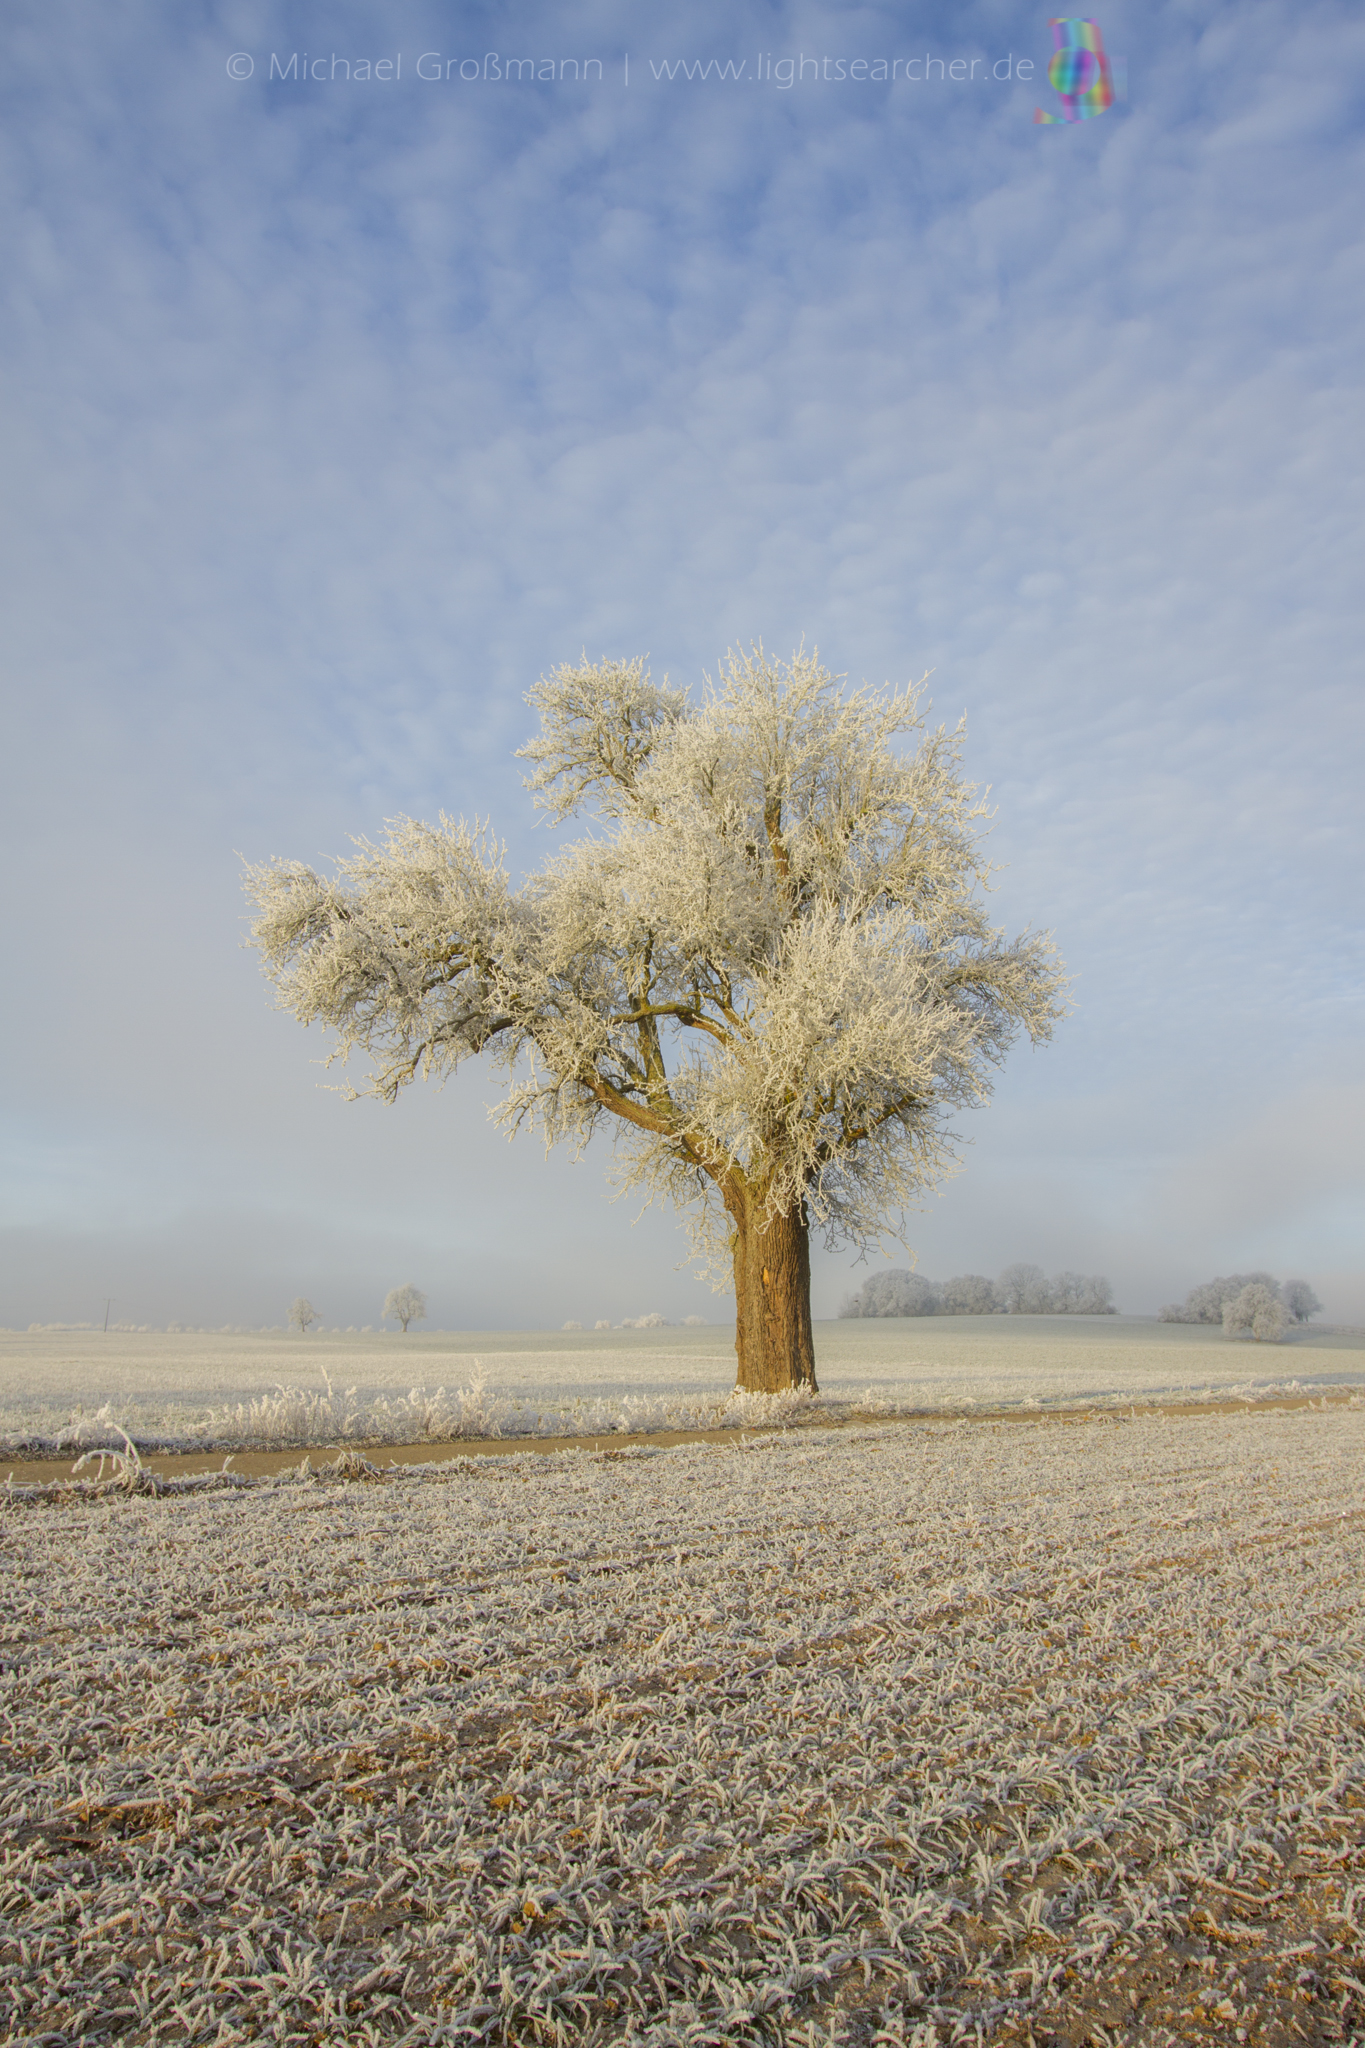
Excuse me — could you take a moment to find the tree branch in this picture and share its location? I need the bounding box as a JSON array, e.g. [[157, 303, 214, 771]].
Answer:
[[610, 1000, 734, 1047], [815, 1089, 926, 1161]]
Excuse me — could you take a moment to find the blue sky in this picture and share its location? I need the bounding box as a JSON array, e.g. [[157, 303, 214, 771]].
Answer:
[[2, 0, 1362, 1331]]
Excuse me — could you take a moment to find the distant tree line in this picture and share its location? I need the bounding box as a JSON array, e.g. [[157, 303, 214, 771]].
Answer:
[[1160, 1273, 1320, 1343], [562, 1314, 710, 1331], [838, 1262, 1115, 1319]]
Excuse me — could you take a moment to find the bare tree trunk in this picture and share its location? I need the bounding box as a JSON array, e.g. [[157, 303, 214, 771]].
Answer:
[[727, 1184, 819, 1393]]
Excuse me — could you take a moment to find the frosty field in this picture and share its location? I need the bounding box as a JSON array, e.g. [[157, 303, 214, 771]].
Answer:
[[3, 1318, 1363, 1459], [2, 1406, 1363, 2045]]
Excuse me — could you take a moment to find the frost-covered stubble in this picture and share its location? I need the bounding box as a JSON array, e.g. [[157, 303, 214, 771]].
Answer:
[[3, 1411, 1363, 2045], [245, 649, 1065, 1391]]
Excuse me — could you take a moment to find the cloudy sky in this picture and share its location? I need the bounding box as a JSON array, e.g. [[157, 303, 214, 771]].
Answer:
[[2, 0, 1362, 1332]]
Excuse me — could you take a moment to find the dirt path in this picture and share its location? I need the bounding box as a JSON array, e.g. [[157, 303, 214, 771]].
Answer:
[[5, 1386, 1357, 1487]]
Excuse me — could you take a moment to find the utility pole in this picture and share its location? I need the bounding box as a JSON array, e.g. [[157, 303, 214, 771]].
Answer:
[[103, 1298, 113, 1333]]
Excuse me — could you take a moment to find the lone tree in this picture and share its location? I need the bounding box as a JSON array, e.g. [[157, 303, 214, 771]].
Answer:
[[384, 1283, 427, 1332], [246, 649, 1065, 1392], [288, 1296, 318, 1333]]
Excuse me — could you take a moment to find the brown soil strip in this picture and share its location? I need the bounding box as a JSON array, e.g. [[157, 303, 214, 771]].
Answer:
[[3, 1387, 1357, 1488]]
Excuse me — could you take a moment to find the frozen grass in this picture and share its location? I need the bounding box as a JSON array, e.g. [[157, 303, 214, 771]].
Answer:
[[2, 1319, 1363, 1457], [2, 1407, 1363, 2044]]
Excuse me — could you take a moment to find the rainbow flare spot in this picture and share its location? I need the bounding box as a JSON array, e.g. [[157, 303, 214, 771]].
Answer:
[[1035, 18, 1115, 124]]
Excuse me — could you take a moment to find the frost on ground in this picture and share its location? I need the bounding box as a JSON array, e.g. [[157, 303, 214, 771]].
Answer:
[[2, 1410, 1363, 2046], [2, 1322, 1363, 1457]]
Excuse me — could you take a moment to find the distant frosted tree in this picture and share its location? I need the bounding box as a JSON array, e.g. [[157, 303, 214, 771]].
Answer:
[[1282, 1279, 1322, 1324], [288, 1296, 318, 1333], [941, 1273, 997, 1315], [1223, 1283, 1289, 1343], [1052, 1271, 1116, 1314], [562, 1320, 584, 1331], [383, 1283, 427, 1332], [996, 1264, 1114, 1314], [1159, 1273, 1278, 1324], [246, 647, 1064, 1393], [996, 1263, 1051, 1314], [683, 1314, 708, 1326], [840, 1269, 940, 1318], [594, 1319, 612, 1330]]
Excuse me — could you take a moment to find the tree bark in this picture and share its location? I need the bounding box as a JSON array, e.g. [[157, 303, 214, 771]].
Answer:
[[727, 1184, 819, 1393]]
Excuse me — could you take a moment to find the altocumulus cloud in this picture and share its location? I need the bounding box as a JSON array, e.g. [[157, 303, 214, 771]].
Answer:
[[0, 0, 1362, 1327]]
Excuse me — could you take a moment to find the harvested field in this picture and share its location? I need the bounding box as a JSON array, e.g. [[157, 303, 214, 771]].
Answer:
[[2, 1406, 1363, 2045]]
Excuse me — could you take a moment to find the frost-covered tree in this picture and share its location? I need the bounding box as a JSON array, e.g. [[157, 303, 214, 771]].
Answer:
[[246, 649, 1065, 1393], [1223, 1283, 1290, 1343], [1050, 1271, 1116, 1315], [839, 1269, 940, 1318], [996, 1263, 1052, 1314], [941, 1273, 997, 1315], [1159, 1273, 1278, 1325], [288, 1296, 318, 1333], [995, 1264, 1114, 1314], [1282, 1279, 1322, 1324], [383, 1283, 427, 1332]]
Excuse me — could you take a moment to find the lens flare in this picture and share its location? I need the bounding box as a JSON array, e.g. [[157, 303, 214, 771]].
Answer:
[[1036, 18, 1115, 124]]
